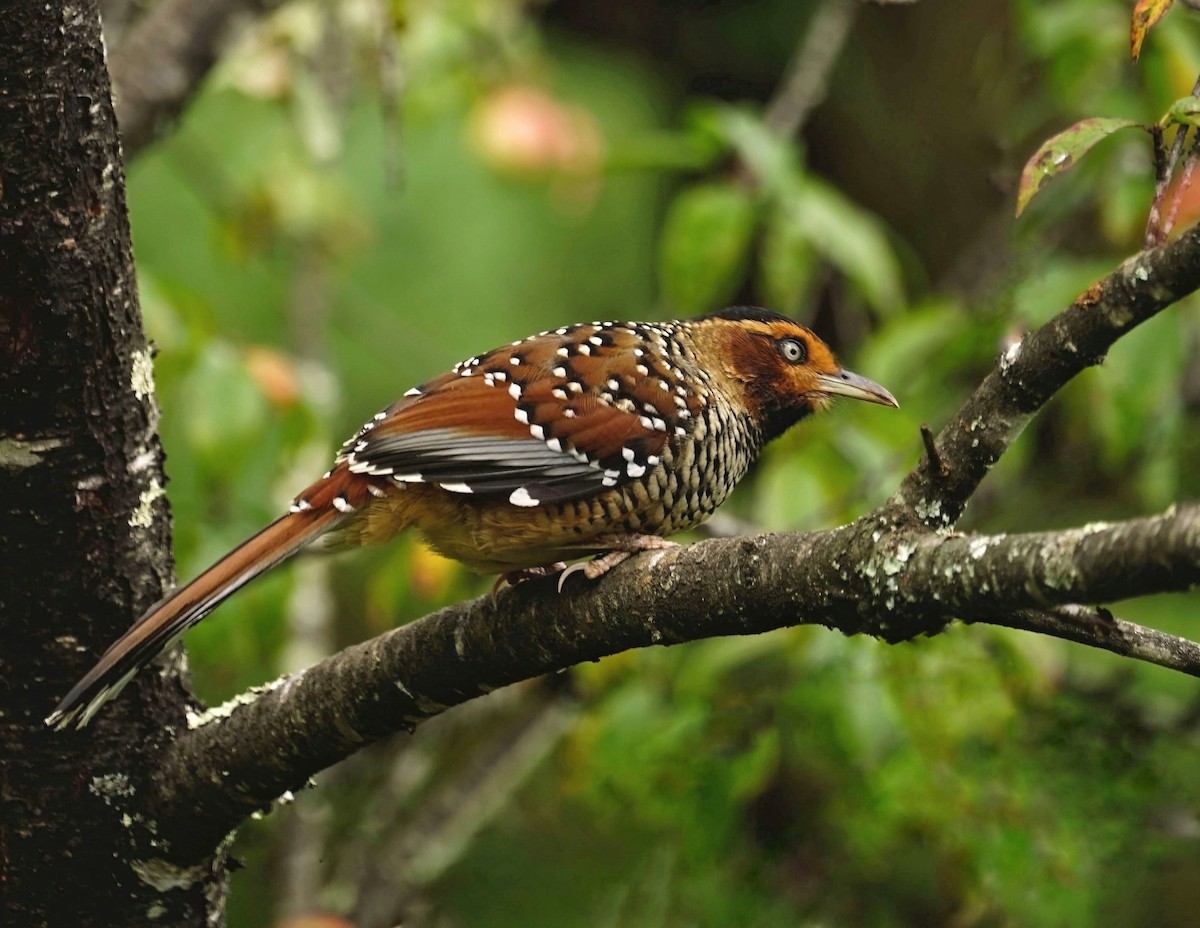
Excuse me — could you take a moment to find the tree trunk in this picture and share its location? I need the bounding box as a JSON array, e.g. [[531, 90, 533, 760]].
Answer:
[[0, 2, 222, 924]]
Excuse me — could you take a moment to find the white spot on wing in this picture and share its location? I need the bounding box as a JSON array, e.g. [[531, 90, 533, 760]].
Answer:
[[509, 487, 538, 507]]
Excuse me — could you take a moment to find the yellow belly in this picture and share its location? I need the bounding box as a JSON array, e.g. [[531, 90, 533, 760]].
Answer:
[[339, 481, 687, 573]]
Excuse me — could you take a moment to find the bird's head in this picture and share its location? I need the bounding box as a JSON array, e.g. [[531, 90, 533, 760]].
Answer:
[[701, 306, 898, 438]]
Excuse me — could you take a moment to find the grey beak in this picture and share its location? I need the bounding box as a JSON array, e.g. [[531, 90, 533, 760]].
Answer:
[[816, 369, 899, 408]]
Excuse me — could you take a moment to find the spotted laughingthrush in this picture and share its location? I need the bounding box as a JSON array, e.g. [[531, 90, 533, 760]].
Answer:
[[47, 307, 898, 729]]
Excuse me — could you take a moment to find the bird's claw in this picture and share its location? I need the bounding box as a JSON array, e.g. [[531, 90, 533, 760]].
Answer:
[[492, 562, 568, 604], [556, 559, 606, 593], [556, 534, 679, 592]]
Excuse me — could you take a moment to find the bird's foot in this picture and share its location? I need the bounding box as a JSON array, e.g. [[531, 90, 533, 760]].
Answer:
[[557, 534, 679, 592], [492, 562, 568, 604]]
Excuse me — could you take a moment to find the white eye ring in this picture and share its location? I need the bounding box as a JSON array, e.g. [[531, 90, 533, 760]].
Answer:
[[778, 338, 807, 364]]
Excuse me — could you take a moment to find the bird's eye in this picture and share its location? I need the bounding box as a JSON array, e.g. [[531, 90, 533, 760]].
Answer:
[[777, 338, 807, 364]]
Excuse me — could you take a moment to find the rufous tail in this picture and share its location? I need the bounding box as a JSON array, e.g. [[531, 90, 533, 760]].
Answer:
[[46, 504, 342, 730]]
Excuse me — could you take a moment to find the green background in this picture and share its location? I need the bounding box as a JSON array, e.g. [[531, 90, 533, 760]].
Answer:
[[122, 1, 1200, 924]]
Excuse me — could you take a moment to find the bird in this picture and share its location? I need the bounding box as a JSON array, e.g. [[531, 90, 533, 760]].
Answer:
[[47, 307, 897, 729]]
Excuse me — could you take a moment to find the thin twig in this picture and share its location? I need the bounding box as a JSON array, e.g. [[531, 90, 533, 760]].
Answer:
[[765, 0, 859, 138], [982, 605, 1200, 678], [377, 0, 406, 189], [920, 423, 948, 477], [355, 693, 577, 928], [1162, 123, 1200, 241], [1145, 73, 1200, 246]]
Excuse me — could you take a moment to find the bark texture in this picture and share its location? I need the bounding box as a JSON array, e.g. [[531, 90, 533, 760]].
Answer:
[[0, 2, 218, 924]]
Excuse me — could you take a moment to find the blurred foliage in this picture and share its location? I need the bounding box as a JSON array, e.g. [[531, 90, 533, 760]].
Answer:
[[120, 0, 1200, 925]]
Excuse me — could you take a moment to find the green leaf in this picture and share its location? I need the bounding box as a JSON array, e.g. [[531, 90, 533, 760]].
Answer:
[[1161, 94, 1200, 129], [713, 106, 800, 196], [684, 103, 802, 194], [1015, 117, 1144, 217], [783, 176, 905, 315], [658, 182, 757, 314]]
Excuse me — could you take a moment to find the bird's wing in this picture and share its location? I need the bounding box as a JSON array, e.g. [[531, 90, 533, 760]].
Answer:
[[337, 325, 681, 506]]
